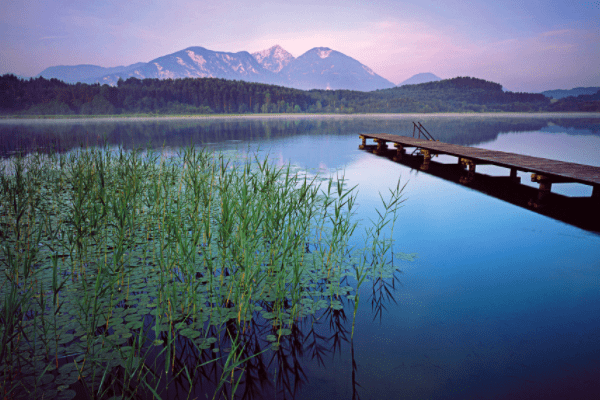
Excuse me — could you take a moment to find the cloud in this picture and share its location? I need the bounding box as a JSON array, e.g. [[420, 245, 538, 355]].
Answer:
[[540, 29, 573, 37]]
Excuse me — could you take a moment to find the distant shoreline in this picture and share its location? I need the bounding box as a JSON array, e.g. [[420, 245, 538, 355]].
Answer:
[[1, 112, 600, 124]]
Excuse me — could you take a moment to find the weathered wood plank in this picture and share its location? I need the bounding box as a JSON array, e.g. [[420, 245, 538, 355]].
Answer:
[[360, 133, 600, 186]]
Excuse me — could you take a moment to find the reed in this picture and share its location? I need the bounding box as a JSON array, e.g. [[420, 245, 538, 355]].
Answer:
[[0, 145, 409, 399]]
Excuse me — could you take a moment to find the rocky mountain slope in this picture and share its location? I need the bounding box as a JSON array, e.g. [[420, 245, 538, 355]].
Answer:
[[251, 45, 294, 73], [36, 45, 395, 91], [279, 47, 395, 91]]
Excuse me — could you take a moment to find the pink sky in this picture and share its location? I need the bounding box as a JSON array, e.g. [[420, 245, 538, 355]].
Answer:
[[1, 0, 599, 92]]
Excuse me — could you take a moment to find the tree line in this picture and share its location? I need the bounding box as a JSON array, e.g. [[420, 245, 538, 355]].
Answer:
[[1, 74, 598, 116]]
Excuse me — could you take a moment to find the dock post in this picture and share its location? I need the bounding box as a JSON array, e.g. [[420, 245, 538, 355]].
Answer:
[[420, 149, 431, 170], [509, 168, 521, 183], [359, 135, 367, 150], [459, 158, 476, 173], [393, 143, 405, 161], [458, 157, 476, 184], [593, 185, 600, 201], [374, 139, 387, 155], [529, 174, 552, 208]]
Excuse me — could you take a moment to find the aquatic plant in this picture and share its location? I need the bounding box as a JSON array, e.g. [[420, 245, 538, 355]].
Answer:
[[0, 145, 407, 399]]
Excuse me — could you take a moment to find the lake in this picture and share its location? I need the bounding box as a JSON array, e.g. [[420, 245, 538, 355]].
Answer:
[[1, 114, 599, 399]]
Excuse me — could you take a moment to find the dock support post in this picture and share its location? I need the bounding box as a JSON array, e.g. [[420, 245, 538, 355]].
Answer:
[[529, 174, 552, 208], [459, 157, 476, 173], [592, 185, 600, 201], [509, 168, 521, 183], [393, 143, 405, 161], [458, 157, 476, 184], [420, 149, 431, 170], [359, 135, 367, 150], [458, 157, 475, 173], [374, 139, 387, 155]]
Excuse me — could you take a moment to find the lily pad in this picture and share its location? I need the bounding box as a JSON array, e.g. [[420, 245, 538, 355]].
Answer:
[[330, 300, 343, 310], [179, 329, 201, 339], [125, 321, 143, 330], [56, 389, 77, 400]]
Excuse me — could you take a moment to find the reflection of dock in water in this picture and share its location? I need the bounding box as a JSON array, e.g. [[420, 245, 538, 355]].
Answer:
[[359, 133, 600, 233]]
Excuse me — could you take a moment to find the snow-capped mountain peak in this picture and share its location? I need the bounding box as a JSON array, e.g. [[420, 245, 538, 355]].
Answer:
[[280, 47, 395, 91], [251, 45, 294, 73], [36, 44, 396, 91], [316, 48, 333, 59]]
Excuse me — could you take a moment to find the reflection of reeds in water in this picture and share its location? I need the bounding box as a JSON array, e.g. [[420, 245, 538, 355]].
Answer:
[[0, 146, 409, 399]]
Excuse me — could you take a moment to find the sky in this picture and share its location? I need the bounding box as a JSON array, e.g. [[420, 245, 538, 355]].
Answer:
[[1, 0, 599, 92]]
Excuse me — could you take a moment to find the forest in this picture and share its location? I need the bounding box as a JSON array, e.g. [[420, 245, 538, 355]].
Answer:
[[1, 74, 599, 116]]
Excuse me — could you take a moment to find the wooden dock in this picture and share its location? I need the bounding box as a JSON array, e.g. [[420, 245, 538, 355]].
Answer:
[[359, 133, 600, 205]]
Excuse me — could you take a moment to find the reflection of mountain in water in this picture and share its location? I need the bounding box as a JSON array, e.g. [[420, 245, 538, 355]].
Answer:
[[1, 117, 599, 160]]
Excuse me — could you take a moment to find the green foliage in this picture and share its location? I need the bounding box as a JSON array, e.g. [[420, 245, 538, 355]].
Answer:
[[548, 89, 600, 111], [4, 73, 590, 116], [0, 146, 409, 399], [80, 94, 116, 115]]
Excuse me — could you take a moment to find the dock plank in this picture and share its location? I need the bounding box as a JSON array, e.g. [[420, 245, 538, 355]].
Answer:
[[360, 134, 600, 186]]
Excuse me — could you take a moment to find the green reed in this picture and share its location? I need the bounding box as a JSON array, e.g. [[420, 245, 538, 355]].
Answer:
[[0, 145, 408, 399]]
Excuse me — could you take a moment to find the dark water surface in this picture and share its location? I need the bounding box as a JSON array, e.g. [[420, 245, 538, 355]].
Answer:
[[1, 115, 599, 399]]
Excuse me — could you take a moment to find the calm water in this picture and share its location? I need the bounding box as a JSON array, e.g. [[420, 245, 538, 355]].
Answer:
[[1, 115, 600, 399]]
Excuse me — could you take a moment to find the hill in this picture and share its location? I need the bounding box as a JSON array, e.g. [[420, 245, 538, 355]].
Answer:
[[6, 74, 596, 116], [541, 87, 600, 99]]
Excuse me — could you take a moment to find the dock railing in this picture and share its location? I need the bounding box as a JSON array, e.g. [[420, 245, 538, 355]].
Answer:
[[413, 122, 436, 141]]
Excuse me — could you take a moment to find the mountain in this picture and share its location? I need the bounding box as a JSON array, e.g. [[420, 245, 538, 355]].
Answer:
[[398, 73, 441, 86], [37, 63, 145, 84], [33, 45, 395, 91], [541, 87, 600, 99], [279, 47, 395, 91], [251, 45, 294, 73], [96, 47, 278, 86]]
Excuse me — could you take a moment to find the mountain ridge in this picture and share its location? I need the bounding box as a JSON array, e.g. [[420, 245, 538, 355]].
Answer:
[[35, 45, 395, 91], [89, 46, 276, 86], [251, 45, 294, 73], [37, 63, 146, 84], [278, 47, 395, 91], [398, 73, 441, 86]]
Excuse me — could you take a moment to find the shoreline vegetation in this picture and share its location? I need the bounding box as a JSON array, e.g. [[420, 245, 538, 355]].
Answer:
[[0, 145, 409, 399], [2, 74, 599, 118], [2, 112, 600, 122]]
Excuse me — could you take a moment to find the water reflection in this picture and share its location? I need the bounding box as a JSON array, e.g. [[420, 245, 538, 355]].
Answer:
[[60, 263, 406, 400], [362, 144, 600, 233], [102, 271, 403, 400], [3, 116, 600, 399], [2, 116, 600, 160]]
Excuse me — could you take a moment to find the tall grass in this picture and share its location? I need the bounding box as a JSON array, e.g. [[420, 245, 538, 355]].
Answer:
[[0, 145, 407, 399]]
